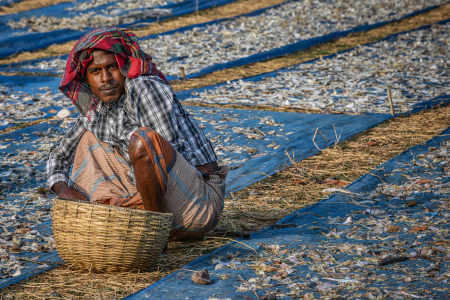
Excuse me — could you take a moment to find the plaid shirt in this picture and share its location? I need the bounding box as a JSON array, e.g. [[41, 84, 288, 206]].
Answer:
[[47, 75, 217, 189]]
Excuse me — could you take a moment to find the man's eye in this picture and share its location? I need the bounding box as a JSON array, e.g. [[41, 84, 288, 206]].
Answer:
[[108, 64, 118, 70]]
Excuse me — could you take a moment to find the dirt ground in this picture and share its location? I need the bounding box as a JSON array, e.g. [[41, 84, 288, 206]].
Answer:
[[0, 1, 449, 299]]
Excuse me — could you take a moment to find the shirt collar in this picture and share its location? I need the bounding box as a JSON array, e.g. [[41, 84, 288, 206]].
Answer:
[[96, 93, 125, 115]]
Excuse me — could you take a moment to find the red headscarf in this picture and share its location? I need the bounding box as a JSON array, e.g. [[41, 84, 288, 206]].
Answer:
[[59, 27, 167, 116]]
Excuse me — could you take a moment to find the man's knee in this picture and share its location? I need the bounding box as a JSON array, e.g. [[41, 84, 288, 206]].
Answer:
[[129, 128, 161, 161], [129, 133, 147, 163], [129, 127, 176, 169]]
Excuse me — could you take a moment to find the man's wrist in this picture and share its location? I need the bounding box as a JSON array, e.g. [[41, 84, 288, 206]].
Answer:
[[52, 182, 69, 194], [48, 173, 68, 191], [196, 162, 219, 174]]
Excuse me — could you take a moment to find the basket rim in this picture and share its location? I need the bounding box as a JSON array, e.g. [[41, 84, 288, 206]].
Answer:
[[53, 197, 173, 217]]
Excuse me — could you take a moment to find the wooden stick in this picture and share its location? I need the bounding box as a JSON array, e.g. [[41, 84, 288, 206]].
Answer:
[[332, 124, 342, 147], [179, 66, 185, 79], [312, 128, 325, 151], [207, 236, 257, 253], [387, 87, 395, 116], [378, 255, 409, 266]]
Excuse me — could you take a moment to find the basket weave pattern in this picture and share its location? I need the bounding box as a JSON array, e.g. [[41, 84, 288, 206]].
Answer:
[[52, 198, 173, 272]]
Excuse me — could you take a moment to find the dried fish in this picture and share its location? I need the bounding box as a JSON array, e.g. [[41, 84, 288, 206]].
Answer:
[[12, 0, 446, 82], [55, 108, 70, 120], [7, 0, 181, 32], [186, 23, 449, 114], [191, 269, 212, 285]]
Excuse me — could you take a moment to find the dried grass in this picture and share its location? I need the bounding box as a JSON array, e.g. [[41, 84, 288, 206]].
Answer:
[[0, 118, 52, 135], [231, 104, 450, 221]]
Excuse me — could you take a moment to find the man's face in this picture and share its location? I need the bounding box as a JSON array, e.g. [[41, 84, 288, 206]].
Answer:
[[85, 50, 125, 104]]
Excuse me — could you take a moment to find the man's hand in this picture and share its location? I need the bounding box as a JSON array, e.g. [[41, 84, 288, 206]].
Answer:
[[52, 182, 88, 201]]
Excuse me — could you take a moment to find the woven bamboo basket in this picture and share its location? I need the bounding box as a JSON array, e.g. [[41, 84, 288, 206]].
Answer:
[[51, 198, 173, 272]]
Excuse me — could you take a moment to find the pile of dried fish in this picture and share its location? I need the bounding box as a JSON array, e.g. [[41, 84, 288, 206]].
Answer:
[[140, 0, 445, 77], [0, 82, 67, 128], [6, 0, 181, 32], [0, 123, 65, 279], [188, 23, 449, 114], [68, 0, 176, 11], [203, 140, 449, 298], [11, 0, 445, 76], [190, 108, 287, 168]]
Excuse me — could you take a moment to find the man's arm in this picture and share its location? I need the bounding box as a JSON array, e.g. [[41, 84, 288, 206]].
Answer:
[[47, 118, 87, 200]]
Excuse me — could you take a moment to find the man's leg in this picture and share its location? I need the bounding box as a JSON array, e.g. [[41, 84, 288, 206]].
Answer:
[[70, 130, 139, 204], [129, 128, 176, 212], [129, 128, 225, 241]]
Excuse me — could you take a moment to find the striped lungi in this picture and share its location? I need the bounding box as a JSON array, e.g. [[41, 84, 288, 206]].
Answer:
[[70, 130, 225, 232]]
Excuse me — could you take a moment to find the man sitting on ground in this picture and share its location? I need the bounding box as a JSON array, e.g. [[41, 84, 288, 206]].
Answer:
[[47, 27, 226, 240]]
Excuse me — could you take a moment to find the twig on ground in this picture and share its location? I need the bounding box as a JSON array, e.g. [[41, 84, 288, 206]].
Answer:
[[242, 212, 283, 221], [212, 228, 251, 239], [378, 256, 409, 266], [270, 223, 297, 229], [207, 236, 257, 253], [387, 86, 395, 116], [393, 291, 426, 299], [332, 124, 342, 147], [312, 128, 325, 151]]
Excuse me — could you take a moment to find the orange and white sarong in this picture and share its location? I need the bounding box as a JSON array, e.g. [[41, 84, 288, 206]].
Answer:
[[70, 129, 225, 232]]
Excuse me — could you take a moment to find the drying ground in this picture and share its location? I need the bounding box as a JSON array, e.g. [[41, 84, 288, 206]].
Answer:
[[0, 1, 449, 299]]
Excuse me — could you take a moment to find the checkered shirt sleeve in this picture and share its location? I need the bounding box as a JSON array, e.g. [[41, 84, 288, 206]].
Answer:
[[126, 75, 217, 166], [46, 118, 86, 189]]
